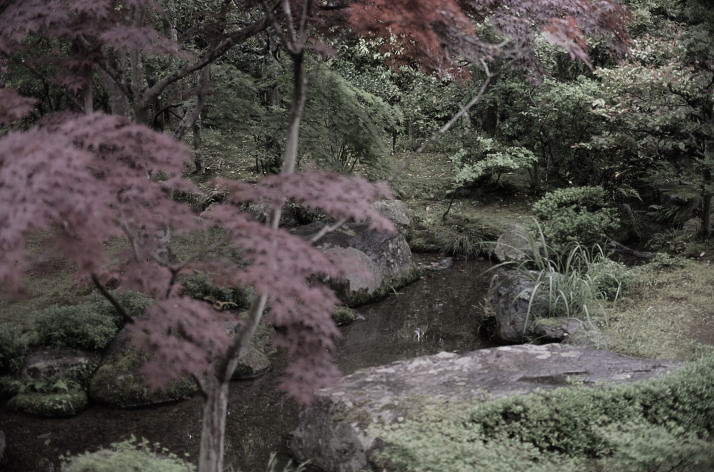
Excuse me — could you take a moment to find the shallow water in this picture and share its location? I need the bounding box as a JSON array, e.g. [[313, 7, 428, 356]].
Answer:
[[0, 255, 494, 472]]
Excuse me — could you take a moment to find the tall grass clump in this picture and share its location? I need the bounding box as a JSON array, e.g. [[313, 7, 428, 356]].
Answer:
[[494, 221, 630, 325]]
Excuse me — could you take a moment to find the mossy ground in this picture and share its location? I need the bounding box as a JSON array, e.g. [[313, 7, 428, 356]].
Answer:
[[597, 259, 714, 360]]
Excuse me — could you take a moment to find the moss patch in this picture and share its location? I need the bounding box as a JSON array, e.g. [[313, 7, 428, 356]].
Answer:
[[599, 259, 714, 359], [373, 355, 714, 472], [7, 388, 88, 417]]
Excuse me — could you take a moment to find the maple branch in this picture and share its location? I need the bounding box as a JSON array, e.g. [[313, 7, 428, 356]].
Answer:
[[309, 218, 347, 244], [91, 273, 134, 324], [388, 60, 494, 184], [218, 292, 269, 382]]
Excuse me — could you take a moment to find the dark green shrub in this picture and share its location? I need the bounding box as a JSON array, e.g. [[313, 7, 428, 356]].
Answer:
[[35, 291, 152, 351], [35, 304, 120, 351], [180, 273, 249, 311], [61, 438, 195, 472], [0, 324, 28, 374], [532, 186, 620, 254]]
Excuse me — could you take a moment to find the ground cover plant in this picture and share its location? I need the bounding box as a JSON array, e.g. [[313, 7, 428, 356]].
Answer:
[[373, 354, 714, 472]]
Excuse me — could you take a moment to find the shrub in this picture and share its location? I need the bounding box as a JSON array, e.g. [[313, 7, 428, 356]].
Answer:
[[374, 355, 714, 472], [497, 230, 630, 320], [35, 291, 153, 351], [180, 273, 250, 311], [0, 324, 28, 374], [532, 186, 620, 254], [61, 437, 195, 472]]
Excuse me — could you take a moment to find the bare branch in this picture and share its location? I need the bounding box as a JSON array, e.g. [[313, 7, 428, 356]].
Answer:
[[309, 218, 347, 244], [91, 273, 134, 324], [388, 60, 494, 184]]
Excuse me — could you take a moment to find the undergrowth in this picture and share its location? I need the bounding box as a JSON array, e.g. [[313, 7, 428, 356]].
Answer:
[[374, 354, 714, 472]]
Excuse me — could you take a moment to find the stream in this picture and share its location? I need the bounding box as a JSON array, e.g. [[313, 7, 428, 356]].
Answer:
[[0, 255, 494, 472]]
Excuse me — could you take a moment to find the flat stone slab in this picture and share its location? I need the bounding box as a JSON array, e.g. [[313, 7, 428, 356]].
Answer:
[[289, 344, 681, 472]]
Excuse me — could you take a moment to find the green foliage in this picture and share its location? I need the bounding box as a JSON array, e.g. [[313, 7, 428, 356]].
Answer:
[[61, 437, 195, 472], [301, 67, 399, 176], [35, 291, 152, 351], [498, 225, 630, 321], [375, 355, 714, 472], [532, 186, 620, 254], [0, 324, 28, 374], [180, 273, 250, 311], [450, 135, 537, 187]]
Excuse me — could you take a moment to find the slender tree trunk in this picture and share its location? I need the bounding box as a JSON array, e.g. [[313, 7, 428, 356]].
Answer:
[[197, 377, 229, 472], [702, 192, 711, 238]]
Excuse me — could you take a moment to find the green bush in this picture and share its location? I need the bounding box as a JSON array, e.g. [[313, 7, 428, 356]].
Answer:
[[0, 324, 28, 374], [532, 186, 620, 255], [61, 438, 195, 472], [35, 291, 152, 351], [180, 273, 249, 311], [375, 355, 714, 472]]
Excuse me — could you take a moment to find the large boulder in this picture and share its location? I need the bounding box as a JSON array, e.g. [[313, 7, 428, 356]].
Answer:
[[88, 328, 198, 408], [293, 221, 419, 306], [487, 269, 549, 343], [492, 223, 537, 263], [21, 348, 101, 385], [288, 344, 681, 472]]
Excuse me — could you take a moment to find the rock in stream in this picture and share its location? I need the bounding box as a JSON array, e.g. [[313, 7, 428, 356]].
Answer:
[[289, 344, 680, 472]]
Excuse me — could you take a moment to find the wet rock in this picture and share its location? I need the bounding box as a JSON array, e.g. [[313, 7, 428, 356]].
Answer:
[[293, 222, 419, 306], [88, 328, 197, 408], [21, 348, 101, 385], [493, 223, 537, 263], [487, 269, 548, 343], [531, 317, 587, 343], [231, 344, 271, 380], [7, 388, 88, 417], [289, 344, 681, 472]]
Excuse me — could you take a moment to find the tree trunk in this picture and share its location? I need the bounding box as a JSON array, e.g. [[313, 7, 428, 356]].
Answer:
[[702, 193, 711, 238], [198, 378, 229, 472]]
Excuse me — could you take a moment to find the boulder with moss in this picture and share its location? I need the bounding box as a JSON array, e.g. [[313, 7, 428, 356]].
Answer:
[[88, 328, 197, 408], [493, 223, 538, 263], [21, 348, 101, 385], [487, 269, 549, 343], [7, 382, 88, 417], [293, 222, 419, 306], [289, 344, 681, 472]]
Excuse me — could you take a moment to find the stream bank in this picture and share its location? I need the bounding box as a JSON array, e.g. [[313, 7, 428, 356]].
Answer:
[[0, 255, 494, 472]]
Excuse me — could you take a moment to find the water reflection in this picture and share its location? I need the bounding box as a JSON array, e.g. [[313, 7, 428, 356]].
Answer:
[[0, 255, 493, 472]]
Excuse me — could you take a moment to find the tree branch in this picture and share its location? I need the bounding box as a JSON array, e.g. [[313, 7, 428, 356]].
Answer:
[[138, 16, 269, 112], [91, 273, 134, 324], [388, 60, 494, 184]]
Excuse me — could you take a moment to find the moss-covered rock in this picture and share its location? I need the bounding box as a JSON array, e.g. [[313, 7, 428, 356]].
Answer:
[[289, 344, 683, 472], [231, 344, 271, 380], [21, 348, 101, 386], [7, 388, 87, 417], [292, 221, 420, 307], [89, 329, 197, 408], [332, 306, 360, 326]]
